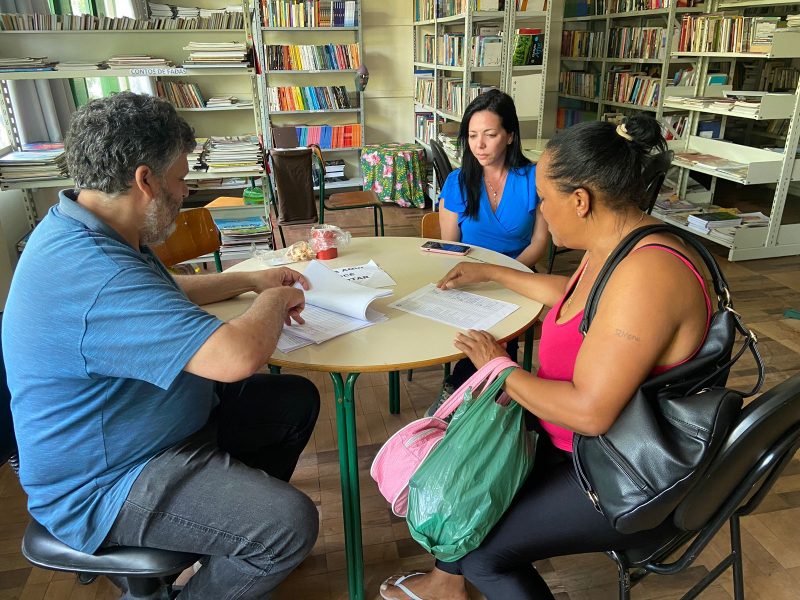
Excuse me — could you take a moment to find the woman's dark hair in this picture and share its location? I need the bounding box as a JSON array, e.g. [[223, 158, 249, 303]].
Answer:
[[457, 89, 531, 219], [544, 115, 667, 212]]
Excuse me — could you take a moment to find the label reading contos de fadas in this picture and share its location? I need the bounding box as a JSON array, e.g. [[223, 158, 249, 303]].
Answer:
[[129, 67, 188, 76]]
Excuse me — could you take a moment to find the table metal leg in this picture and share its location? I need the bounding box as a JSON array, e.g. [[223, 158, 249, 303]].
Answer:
[[523, 326, 534, 372], [269, 365, 281, 375], [330, 372, 364, 600], [388, 371, 400, 414]]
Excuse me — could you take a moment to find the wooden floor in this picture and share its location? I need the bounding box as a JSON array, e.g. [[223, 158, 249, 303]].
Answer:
[[2, 199, 800, 599]]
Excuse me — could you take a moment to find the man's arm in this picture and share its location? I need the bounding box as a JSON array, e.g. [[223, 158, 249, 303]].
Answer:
[[174, 267, 307, 306], [184, 286, 305, 382]]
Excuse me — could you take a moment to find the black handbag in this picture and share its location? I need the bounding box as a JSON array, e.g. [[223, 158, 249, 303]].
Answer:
[[572, 224, 764, 534]]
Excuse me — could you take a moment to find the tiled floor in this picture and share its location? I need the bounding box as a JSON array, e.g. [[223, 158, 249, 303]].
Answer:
[[2, 200, 800, 599]]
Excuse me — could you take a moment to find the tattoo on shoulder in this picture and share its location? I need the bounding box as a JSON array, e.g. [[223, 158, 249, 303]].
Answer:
[[615, 329, 641, 343]]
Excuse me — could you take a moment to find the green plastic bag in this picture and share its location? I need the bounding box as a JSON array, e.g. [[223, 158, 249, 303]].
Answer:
[[406, 366, 537, 563]]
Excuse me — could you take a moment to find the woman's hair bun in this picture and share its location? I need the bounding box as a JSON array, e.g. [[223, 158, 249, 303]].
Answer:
[[622, 115, 667, 155]]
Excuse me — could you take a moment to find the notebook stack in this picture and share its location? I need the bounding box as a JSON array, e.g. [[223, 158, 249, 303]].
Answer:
[[203, 136, 263, 174], [0, 57, 56, 72], [106, 55, 173, 68], [182, 42, 248, 68], [212, 215, 272, 260], [687, 211, 743, 232], [0, 147, 68, 185], [206, 96, 253, 108]]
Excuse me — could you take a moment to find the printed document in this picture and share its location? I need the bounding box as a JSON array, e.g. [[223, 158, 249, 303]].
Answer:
[[389, 284, 518, 330], [279, 260, 392, 351]]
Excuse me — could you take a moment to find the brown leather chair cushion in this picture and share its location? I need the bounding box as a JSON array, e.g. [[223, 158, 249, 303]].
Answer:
[[270, 148, 318, 225]]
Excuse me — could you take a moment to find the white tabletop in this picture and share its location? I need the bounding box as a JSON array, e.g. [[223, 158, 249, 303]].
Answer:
[[202, 236, 543, 373]]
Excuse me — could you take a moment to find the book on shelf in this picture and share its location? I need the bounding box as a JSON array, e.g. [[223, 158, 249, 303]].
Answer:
[[687, 211, 743, 231], [673, 151, 748, 177]]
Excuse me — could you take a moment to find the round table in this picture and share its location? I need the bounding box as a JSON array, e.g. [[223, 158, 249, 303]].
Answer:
[[202, 237, 543, 600], [361, 143, 428, 208]]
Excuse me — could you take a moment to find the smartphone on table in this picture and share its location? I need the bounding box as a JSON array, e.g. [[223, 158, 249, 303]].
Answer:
[[420, 240, 471, 256]]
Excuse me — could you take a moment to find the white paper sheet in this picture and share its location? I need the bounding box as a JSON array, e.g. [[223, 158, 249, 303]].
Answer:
[[332, 260, 397, 288], [388, 284, 519, 331], [301, 260, 392, 321]]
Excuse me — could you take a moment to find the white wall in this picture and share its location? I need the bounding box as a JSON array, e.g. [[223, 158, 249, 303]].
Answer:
[[362, 0, 414, 144]]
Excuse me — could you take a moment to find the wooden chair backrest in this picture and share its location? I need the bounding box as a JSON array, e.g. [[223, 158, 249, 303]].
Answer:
[[421, 211, 441, 239], [151, 207, 220, 267]]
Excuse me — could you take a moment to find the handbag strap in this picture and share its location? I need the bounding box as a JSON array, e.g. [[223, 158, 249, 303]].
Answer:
[[434, 356, 518, 420], [578, 224, 764, 397]]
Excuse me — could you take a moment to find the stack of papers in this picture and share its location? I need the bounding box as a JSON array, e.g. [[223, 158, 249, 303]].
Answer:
[[0, 57, 56, 72], [182, 42, 248, 68], [203, 136, 263, 173], [687, 211, 743, 232], [673, 151, 749, 179], [206, 96, 252, 108], [0, 149, 68, 184], [213, 215, 272, 258], [106, 55, 173, 68], [278, 260, 394, 353]]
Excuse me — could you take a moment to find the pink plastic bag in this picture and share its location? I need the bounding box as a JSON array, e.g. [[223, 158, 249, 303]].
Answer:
[[370, 356, 518, 517]]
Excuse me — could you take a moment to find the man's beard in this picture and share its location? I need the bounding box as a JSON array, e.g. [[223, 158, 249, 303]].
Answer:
[[140, 191, 180, 246]]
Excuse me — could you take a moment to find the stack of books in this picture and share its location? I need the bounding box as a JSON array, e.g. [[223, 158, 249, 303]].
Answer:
[[687, 211, 743, 232], [0, 57, 56, 72], [212, 215, 272, 259], [206, 96, 252, 108], [148, 2, 175, 18], [673, 151, 749, 179], [0, 147, 68, 184], [55, 62, 104, 71], [182, 42, 248, 68], [203, 136, 263, 174], [156, 80, 205, 108], [324, 159, 347, 184], [106, 55, 173, 68]]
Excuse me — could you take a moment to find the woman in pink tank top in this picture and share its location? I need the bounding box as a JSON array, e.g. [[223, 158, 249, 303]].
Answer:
[[380, 115, 712, 600]]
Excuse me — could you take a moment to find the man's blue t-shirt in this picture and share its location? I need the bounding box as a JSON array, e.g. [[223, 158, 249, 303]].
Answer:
[[2, 191, 223, 553], [440, 164, 539, 258]]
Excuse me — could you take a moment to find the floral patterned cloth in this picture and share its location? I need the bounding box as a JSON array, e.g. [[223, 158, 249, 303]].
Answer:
[[361, 143, 427, 208]]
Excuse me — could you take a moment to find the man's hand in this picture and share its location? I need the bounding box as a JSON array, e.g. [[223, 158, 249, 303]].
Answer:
[[437, 262, 490, 290], [454, 329, 507, 370], [273, 286, 306, 325], [250, 267, 309, 293]]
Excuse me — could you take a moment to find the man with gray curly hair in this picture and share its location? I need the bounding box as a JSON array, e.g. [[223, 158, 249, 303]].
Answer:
[[2, 92, 321, 599]]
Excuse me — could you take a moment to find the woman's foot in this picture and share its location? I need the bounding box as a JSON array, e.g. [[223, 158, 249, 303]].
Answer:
[[379, 569, 469, 600]]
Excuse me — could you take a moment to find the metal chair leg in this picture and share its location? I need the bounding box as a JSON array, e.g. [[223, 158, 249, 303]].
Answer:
[[373, 206, 379, 236], [388, 371, 400, 414], [731, 515, 745, 600], [377, 205, 385, 236]]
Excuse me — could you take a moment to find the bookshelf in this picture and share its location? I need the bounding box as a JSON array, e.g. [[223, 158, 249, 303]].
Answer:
[[651, 1, 800, 261], [255, 0, 366, 193], [413, 0, 564, 201], [557, 0, 705, 130], [0, 0, 271, 241]]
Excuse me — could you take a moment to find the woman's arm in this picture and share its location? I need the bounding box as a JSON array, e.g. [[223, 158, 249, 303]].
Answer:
[[438, 200, 461, 242], [513, 206, 550, 269], [438, 261, 570, 308], [455, 249, 708, 435]]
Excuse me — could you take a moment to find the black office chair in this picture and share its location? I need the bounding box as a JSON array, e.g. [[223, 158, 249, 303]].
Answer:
[[546, 150, 674, 274], [429, 139, 454, 191], [641, 150, 674, 215], [608, 372, 800, 599], [0, 317, 199, 598]]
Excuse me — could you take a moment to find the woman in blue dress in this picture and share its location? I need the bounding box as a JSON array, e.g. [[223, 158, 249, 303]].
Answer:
[[439, 88, 549, 268], [429, 89, 549, 412]]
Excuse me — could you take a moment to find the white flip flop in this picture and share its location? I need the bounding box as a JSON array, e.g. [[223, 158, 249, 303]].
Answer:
[[379, 572, 427, 600]]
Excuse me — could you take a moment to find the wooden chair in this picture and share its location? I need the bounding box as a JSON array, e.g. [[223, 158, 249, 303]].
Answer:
[[311, 145, 385, 236], [151, 207, 222, 273], [421, 211, 441, 239]]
